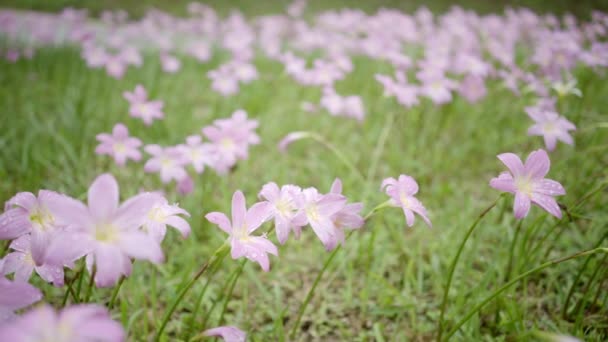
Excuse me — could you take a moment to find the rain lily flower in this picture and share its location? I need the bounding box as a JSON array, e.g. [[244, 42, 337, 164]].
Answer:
[[144, 145, 189, 183], [551, 78, 582, 97], [328, 178, 364, 244], [295, 187, 347, 251], [418, 72, 458, 105], [178, 135, 216, 174], [205, 190, 277, 271], [458, 75, 487, 103], [202, 110, 259, 173], [123, 84, 165, 125], [160, 52, 181, 73], [95, 123, 142, 166], [203, 326, 246, 342], [382, 175, 432, 227], [208, 69, 240, 96], [526, 109, 576, 151], [2, 234, 65, 286], [45, 174, 165, 287], [1, 190, 80, 268], [0, 304, 125, 341], [104, 54, 128, 79], [258, 182, 306, 244], [0, 275, 41, 322], [143, 198, 191, 243], [490, 149, 565, 219]]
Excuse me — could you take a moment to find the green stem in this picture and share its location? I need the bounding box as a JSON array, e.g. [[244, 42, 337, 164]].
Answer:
[[74, 263, 86, 303], [62, 271, 79, 306], [436, 195, 504, 342], [154, 243, 229, 341], [218, 260, 246, 326], [184, 267, 220, 341], [285, 131, 366, 182], [443, 247, 608, 341], [495, 220, 523, 326], [573, 252, 608, 328], [108, 276, 125, 310], [505, 220, 523, 282], [562, 230, 608, 319], [289, 201, 391, 339], [365, 111, 396, 186], [83, 265, 96, 303], [289, 242, 341, 339]]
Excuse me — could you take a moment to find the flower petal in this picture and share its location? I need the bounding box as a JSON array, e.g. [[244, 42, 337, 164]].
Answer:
[[497, 153, 525, 177], [513, 192, 531, 219], [525, 149, 550, 179], [205, 212, 232, 234], [88, 174, 119, 222], [531, 193, 562, 218]]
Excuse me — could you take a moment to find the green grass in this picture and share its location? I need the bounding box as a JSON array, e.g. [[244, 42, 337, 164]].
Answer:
[[1, 1, 608, 341]]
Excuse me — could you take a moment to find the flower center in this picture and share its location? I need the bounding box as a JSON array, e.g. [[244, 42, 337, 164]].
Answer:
[[29, 207, 54, 231], [95, 224, 119, 243], [305, 204, 320, 222], [137, 103, 150, 115], [542, 122, 557, 133], [515, 177, 534, 196], [220, 138, 235, 150], [147, 207, 166, 223], [275, 199, 292, 217], [113, 142, 126, 153]]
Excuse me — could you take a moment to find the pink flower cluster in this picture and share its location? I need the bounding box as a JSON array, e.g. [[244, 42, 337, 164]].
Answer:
[[0, 173, 190, 288], [95, 85, 261, 195], [206, 178, 364, 271]]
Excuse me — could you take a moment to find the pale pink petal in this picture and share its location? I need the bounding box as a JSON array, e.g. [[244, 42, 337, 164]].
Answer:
[[513, 192, 531, 219], [88, 174, 119, 222], [330, 178, 342, 194], [205, 212, 232, 234], [245, 202, 272, 233], [118, 231, 164, 263], [497, 153, 525, 177], [489, 172, 517, 193], [531, 193, 562, 218], [165, 216, 191, 238], [231, 191, 246, 231], [204, 326, 246, 342], [534, 179, 566, 196], [4, 192, 36, 211], [525, 149, 550, 179]]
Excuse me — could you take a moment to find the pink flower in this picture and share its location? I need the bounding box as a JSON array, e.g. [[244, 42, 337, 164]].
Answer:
[[2, 235, 64, 286], [295, 187, 347, 251], [0, 304, 124, 341], [526, 109, 576, 151], [418, 72, 458, 105], [458, 75, 487, 103], [105, 54, 128, 79], [205, 191, 277, 271], [178, 135, 216, 174], [123, 85, 165, 125], [45, 174, 165, 287], [258, 182, 306, 244], [143, 198, 191, 243], [160, 52, 181, 73], [0, 276, 41, 322], [202, 110, 260, 173], [203, 326, 246, 342], [208, 69, 240, 96], [95, 123, 142, 166], [328, 178, 364, 244], [144, 145, 189, 183], [187, 42, 211, 62], [382, 175, 432, 228], [1, 191, 81, 267], [490, 149, 565, 219]]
